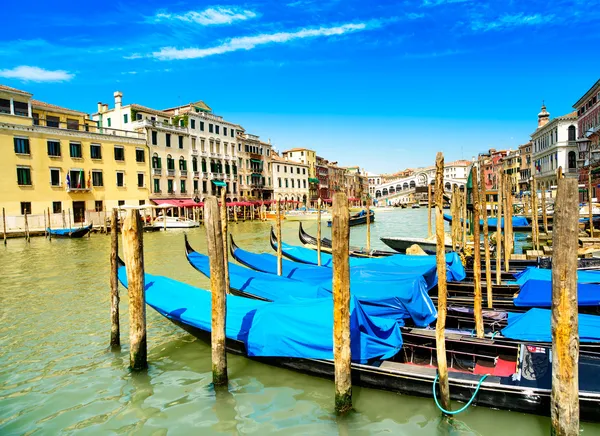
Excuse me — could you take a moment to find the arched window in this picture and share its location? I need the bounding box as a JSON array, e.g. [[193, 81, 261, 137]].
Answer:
[[152, 153, 161, 169], [201, 159, 207, 172], [166, 154, 174, 170], [232, 163, 237, 175], [396, 184, 402, 192], [225, 162, 230, 174], [179, 156, 187, 171], [217, 161, 223, 173], [192, 156, 198, 172], [403, 182, 409, 190], [445, 182, 451, 191], [568, 125, 576, 141], [409, 181, 416, 189], [375, 190, 381, 198], [382, 188, 388, 196], [568, 151, 576, 169], [389, 186, 395, 194], [210, 160, 216, 173]]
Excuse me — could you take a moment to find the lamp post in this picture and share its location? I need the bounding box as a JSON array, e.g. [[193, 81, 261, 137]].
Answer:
[[577, 136, 595, 237]]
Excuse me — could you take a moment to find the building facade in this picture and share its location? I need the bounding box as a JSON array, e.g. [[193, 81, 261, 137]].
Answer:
[[282, 148, 319, 202], [0, 84, 149, 226], [316, 156, 329, 201], [518, 142, 532, 192], [530, 104, 578, 190], [271, 152, 309, 203], [237, 132, 273, 201], [502, 150, 520, 194]]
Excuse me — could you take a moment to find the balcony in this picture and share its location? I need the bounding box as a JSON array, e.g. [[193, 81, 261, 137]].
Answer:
[[202, 172, 209, 178], [131, 118, 187, 133], [192, 149, 198, 155], [193, 171, 200, 178], [167, 169, 175, 177], [66, 186, 90, 193], [201, 151, 208, 157], [152, 168, 162, 176], [180, 170, 188, 177]]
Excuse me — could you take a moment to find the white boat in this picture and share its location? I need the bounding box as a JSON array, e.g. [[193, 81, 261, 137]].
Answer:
[[153, 216, 199, 228], [373, 206, 397, 212], [284, 210, 330, 221], [411, 204, 421, 209], [580, 203, 600, 216]]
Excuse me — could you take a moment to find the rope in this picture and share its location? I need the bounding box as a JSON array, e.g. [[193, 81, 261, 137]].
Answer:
[[432, 372, 489, 415]]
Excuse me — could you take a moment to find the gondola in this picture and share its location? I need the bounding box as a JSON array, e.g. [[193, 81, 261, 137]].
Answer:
[[47, 223, 93, 238], [165, 242, 600, 419], [327, 209, 374, 227], [298, 222, 395, 257], [443, 213, 540, 232], [380, 236, 452, 254]]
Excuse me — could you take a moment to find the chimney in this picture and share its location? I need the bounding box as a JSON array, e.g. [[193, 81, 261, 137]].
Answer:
[[103, 104, 108, 112], [114, 91, 123, 110], [97, 102, 103, 114]]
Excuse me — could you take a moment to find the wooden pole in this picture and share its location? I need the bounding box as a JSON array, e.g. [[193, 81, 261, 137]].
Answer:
[[47, 207, 52, 241], [365, 196, 371, 253], [103, 206, 108, 234], [24, 212, 30, 243], [68, 208, 72, 237], [44, 209, 47, 238], [589, 169, 594, 238], [276, 199, 283, 276], [110, 208, 120, 348], [461, 187, 467, 249], [121, 209, 147, 371], [541, 187, 548, 234], [532, 177, 539, 251], [551, 177, 579, 434], [434, 152, 451, 411], [317, 198, 322, 266], [234, 206, 238, 223], [204, 196, 228, 385], [502, 174, 510, 272], [471, 168, 484, 338], [479, 165, 492, 308], [2, 207, 6, 245], [427, 184, 432, 238], [220, 189, 230, 295], [62, 209, 66, 229], [332, 191, 351, 414], [450, 187, 456, 250], [495, 176, 503, 286], [507, 178, 514, 258]]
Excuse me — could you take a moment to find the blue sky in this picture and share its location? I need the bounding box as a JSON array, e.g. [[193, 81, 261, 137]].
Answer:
[[1, 0, 599, 173]]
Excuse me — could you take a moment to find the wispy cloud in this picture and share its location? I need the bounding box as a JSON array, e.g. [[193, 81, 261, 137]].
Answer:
[[471, 13, 555, 31], [422, 0, 471, 6], [0, 65, 74, 82], [150, 22, 372, 61], [151, 6, 257, 26], [403, 48, 465, 59]]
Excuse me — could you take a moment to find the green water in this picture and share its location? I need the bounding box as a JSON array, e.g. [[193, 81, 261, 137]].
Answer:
[[0, 209, 595, 435]]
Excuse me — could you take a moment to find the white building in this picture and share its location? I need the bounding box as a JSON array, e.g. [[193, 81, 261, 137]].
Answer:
[[271, 152, 309, 204], [530, 104, 578, 190]]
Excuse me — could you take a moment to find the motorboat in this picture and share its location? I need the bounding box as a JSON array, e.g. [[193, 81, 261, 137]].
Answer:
[[153, 216, 199, 228]]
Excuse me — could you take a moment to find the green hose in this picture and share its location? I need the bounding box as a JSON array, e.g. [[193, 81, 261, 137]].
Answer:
[[432, 372, 490, 415]]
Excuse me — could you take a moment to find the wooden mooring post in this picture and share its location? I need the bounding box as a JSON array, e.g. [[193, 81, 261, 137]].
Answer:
[[68, 208, 72, 237], [541, 188, 548, 235], [479, 164, 492, 308], [110, 209, 120, 348], [317, 198, 322, 266], [450, 187, 456, 250], [502, 175, 510, 272], [62, 209, 66, 229], [2, 207, 7, 245], [103, 205, 108, 234], [276, 199, 283, 276], [434, 152, 451, 411], [472, 168, 484, 338], [220, 189, 230, 295], [506, 178, 514, 260], [24, 212, 30, 243], [204, 196, 228, 385], [551, 177, 579, 434], [427, 184, 432, 238], [532, 177, 539, 251], [496, 175, 503, 285], [44, 210, 47, 238], [588, 169, 594, 238], [332, 191, 352, 414], [121, 209, 147, 371], [365, 196, 371, 253], [47, 207, 52, 241], [461, 187, 467, 249]]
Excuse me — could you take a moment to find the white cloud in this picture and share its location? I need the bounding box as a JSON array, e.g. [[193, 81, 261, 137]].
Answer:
[[0, 65, 74, 82], [152, 22, 369, 60], [471, 13, 555, 32], [153, 6, 257, 26], [422, 0, 471, 6]]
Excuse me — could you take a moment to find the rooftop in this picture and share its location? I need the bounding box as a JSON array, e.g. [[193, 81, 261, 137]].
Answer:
[[573, 79, 600, 109], [32, 99, 87, 116], [0, 84, 32, 96]]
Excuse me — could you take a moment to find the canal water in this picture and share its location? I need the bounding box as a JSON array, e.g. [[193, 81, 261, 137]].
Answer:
[[1, 208, 596, 435]]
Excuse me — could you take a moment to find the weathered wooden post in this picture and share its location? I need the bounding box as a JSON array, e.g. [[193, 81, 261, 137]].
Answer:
[[62, 209, 66, 229], [506, 178, 514, 257], [2, 208, 6, 245], [502, 175, 510, 272], [68, 208, 72, 237], [532, 177, 539, 251], [234, 205, 238, 223], [276, 199, 283, 276], [317, 198, 322, 266], [121, 209, 147, 370], [495, 176, 503, 286], [220, 189, 230, 295], [44, 210, 47, 238], [589, 168, 594, 238], [103, 206, 108, 234], [204, 196, 228, 385], [332, 191, 351, 414], [24, 212, 30, 243], [461, 187, 467, 249], [434, 152, 451, 411], [551, 177, 579, 434], [47, 207, 52, 241], [164, 208, 167, 231], [110, 209, 120, 348], [427, 184, 432, 238], [472, 168, 484, 338], [541, 188, 548, 234], [365, 196, 371, 253], [479, 165, 492, 308]]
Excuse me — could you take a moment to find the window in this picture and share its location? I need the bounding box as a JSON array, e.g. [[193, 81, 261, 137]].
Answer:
[[193, 180, 199, 192], [47, 116, 59, 128], [224, 127, 228, 136], [116, 172, 125, 187], [178, 136, 183, 149], [123, 113, 128, 124], [191, 119, 196, 129], [47, 140, 61, 157], [291, 179, 295, 188], [179, 157, 187, 171], [168, 179, 174, 193], [139, 200, 145, 206], [53, 201, 62, 214], [137, 173, 144, 188], [303, 168, 306, 175], [152, 153, 161, 169], [153, 179, 160, 193], [92, 171, 103, 187], [136, 113, 143, 120], [215, 125, 220, 135], [167, 155, 175, 170], [180, 180, 186, 193], [297, 168, 300, 174], [17, 167, 32, 186], [277, 165, 280, 172], [20, 202, 31, 215], [136, 148, 145, 162], [151, 131, 158, 145], [568, 151, 577, 169], [231, 129, 234, 138], [32, 113, 40, 125], [14, 137, 30, 154], [95, 201, 103, 212], [166, 133, 171, 147], [114, 146, 125, 161], [118, 200, 125, 206], [67, 119, 79, 130], [202, 159, 207, 172], [70, 142, 82, 158], [90, 144, 102, 159], [278, 177, 282, 188], [50, 168, 61, 187], [285, 179, 289, 188], [303, 180, 307, 189], [209, 124, 214, 133], [69, 169, 85, 189], [200, 121, 205, 131], [192, 157, 198, 171], [107, 118, 111, 127], [568, 125, 576, 141]]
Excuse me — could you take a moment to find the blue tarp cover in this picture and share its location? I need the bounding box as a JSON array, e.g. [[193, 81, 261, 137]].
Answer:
[[510, 267, 600, 285], [502, 308, 600, 342], [443, 213, 529, 229], [117, 266, 404, 362], [514, 279, 600, 307], [187, 249, 437, 327], [47, 224, 92, 236]]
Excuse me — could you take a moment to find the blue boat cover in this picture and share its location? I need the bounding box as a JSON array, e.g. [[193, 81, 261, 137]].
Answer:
[[443, 213, 529, 229], [118, 266, 404, 362], [47, 224, 92, 236], [501, 308, 600, 342], [514, 279, 600, 307], [187, 249, 437, 327], [510, 267, 600, 285]]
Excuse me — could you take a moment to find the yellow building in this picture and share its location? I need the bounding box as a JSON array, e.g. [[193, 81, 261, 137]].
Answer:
[[282, 148, 319, 201], [0, 84, 149, 230], [502, 150, 520, 194]]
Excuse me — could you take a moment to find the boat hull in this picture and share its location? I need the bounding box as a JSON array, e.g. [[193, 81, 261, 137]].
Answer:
[[380, 237, 452, 254], [47, 224, 92, 238]]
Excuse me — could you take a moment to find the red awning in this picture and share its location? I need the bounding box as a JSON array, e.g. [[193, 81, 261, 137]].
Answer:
[[322, 198, 332, 203], [151, 198, 201, 208]]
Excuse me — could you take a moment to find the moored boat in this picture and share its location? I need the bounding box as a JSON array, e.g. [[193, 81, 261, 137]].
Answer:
[[327, 209, 374, 227], [47, 223, 93, 238], [380, 236, 452, 254], [152, 216, 199, 228]]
